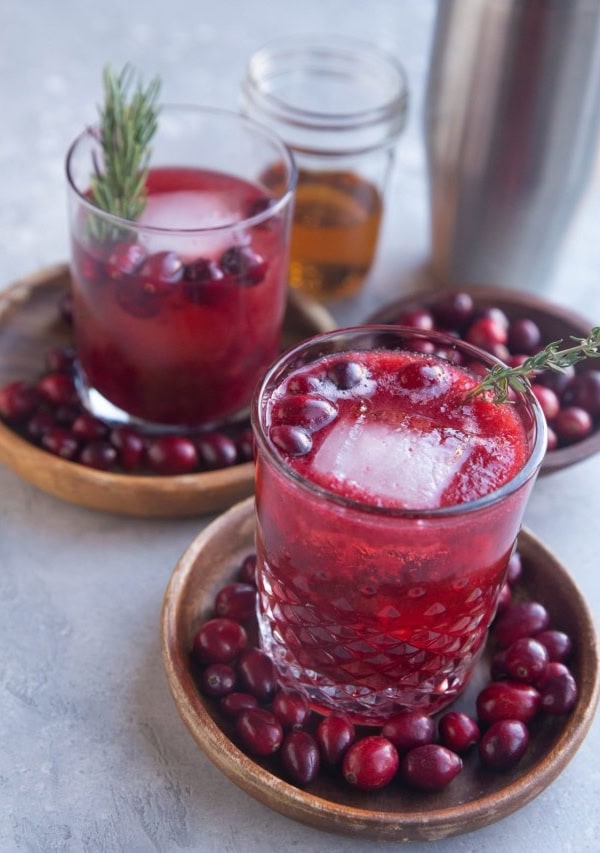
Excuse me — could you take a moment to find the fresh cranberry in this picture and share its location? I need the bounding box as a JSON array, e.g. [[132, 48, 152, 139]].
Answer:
[[466, 317, 508, 351], [397, 360, 452, 393], [316, 712, 356, 766], [438, 712, 480, 753], [107, 241, 147, 279], [474, 305, 510, 329], [72, 414, 109, 441], [270, 424, 312, 456], [504, 637, 549, 683], [37, 372, 79, 407], [0, 381, 40, 422], [479, 719, 529, 770], [237, 648, 277, 702], [508, 318, 542, 354], [141, 250, 183, 283], [195, 432, 238, 470], [432, 292, 474, 329], [554, 406, 593, 444], [394, 308, 434, 330], [110, 426, 146, 471], [214, 583, 256, 622], [535, 661, 571, 688], [41, 427, 79, 460], [219, 691, 258, 718], [200, 663, 237, 698], [272, 689, 310, 730], [494, 601, 550, 648], [546, 425, 558, 451], [146, 435, 198, 475], [326, 359, 367, 390], [476, 681, 541, 724], [192, 618, 247, 665], [342, 736, 399, 791], [563, 369, 600, 416], [531, 384, 560, 420], [539, 671, 578, 714], [536, 364, 576, 396], [26, 408, 55, 441], [535, 630, 573, 663], [271, 395, 338, 433], [235, 428, 255, 463], [401, 744, 462, 792], [381, 710, 435, 754], [183, 258, 226, 305], [45, 345, 76, 373], [220, 245, 267, 286], [79, 440, 118, 470], [238, 554, 257, 586], [235, 708, 283, 756], [280, 731, 321, 787], [506, 552, 522, 586], [116, 251, 182, 318]]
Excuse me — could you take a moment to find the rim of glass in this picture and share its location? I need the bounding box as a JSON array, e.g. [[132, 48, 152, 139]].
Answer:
[[243, 35, 409, 131], [251, 325, 548, 520], [65, 103, 297, 235]]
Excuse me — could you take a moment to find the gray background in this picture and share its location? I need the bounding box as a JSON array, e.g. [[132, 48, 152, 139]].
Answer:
[[1, 1, 599, 851]]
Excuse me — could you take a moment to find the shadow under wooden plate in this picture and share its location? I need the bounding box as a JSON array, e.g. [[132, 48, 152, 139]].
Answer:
[[0, 264, 335, 516], [161, 497, 600, 842]]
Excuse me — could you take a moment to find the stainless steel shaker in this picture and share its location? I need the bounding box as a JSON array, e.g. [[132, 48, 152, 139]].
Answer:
[[425, 0, 600, 291]]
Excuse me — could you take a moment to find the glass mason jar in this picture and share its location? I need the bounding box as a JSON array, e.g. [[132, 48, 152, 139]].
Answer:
[[241, 36, 408, 303]]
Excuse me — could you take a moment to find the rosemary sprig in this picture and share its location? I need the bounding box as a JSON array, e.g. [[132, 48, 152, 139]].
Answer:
[[468, 326, 600, 403], [89, 64, 161, 225]]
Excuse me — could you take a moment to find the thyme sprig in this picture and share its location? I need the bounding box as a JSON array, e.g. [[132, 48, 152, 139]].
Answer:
[[468, 326, 600, 403]]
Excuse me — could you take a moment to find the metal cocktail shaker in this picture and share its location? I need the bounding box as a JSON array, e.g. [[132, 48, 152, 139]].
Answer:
[[425, 0, 600, 291]]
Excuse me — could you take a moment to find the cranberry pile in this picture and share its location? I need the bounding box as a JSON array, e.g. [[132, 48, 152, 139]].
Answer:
[[190, 551, 578, 794], [389, 292, 600, 451], [0, 344, 254, 475]]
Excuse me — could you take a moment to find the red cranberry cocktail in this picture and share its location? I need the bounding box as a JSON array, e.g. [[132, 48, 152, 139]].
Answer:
[[66, 107, 295, 429], [252, 327, 547, 725]]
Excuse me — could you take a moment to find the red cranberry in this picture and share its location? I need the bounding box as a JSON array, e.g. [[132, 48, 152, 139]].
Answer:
[[272, 689, 310, 730], [72, 414, 109, 441], [432, 291, 474, 329], [54, 403, 82, 426], [37, 372, 78, 407], [286, 373, 325, 396], [41, 427, 79, 460], [146, 435, 198, 475], [26, 408, 56, 441], [78, 440, 118, 470], [316, 712, 356, 766], [474, 305, 510, 329], [107, 241, 147, 279], [537, 364, 576, 396], [506, 552, 522, 586], [438, 712, 480, 753], [401, 744, 463, 792], [466, 317, 508, 351], [192, 618, 247, 665], [563, 369, 600, 416], [554, 406, 593, 444], [477, 681, 541, 724], [535, 661, 571, 688], [45, 345, 76, 373], [479, 719, 529, 770], [219, 691, 258, 718], [539, 671, 578, 714], [342, 736, 399, 791], [214, 583, 256, 622], [381, 710, 435, 754], [535, 629, 573, 663], [238, 553, 257, 586], [237, 648, 277, 702], [280, 731, 320, 787], [183, 258, 226, 305], [195, 432, 238, 470], [397, 360, 452, 393], [326, 359, 368, 390], [0, 381, 40, 422], [271, 394, 338, 433], [508, 318, 542, 354], [394, 307, 434, 330], [504, 637, 549, 683], [546, 425, 558, 451], [200, 663, 236, 698], [494, 601, 550, 648], [531, 384, 560, 420], [220, 245, 267, 286], [116, 251, 182, 318], [110, 426, 145, 471], [235, 708, 283, 756], [270, 424, 312, 456], [140, 250, 183, 283]]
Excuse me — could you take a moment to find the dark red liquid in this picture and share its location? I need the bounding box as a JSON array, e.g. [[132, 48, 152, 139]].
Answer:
[[255, 349, 537, 723], [71, 167, 288, 427]]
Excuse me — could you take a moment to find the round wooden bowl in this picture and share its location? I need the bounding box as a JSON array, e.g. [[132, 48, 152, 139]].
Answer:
[[366, 284, 600, 474], [161, 497, 599, 843], [0, 264, 335, 517]]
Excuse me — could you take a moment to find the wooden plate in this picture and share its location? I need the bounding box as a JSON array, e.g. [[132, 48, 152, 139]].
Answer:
[[161, 497, 600, 842], [366, 284, 600, 474], [0, 264, 335, 516]]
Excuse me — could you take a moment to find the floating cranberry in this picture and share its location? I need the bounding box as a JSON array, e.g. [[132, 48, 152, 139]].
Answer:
[[219, 691, 259, 718], [26, 408, 55, 441], [394, 307, 434, 330], [506, 552, 522, 586], [563, 369, 600, 416], [41, 427, 79, 460], [214, 583, 256, 622], [286, 373, 325, 396], [540, 671, 578, 714], [494, 601, 550, 648], [272, 689, 311, 730], [479, 720, 529, 770], [235, 708, 283, 756], [0, 381, 40, 422], [271, 394, 338, 433], [438, 711, 480, 753], [146, 435, 198, 475], [477, 681, 541, 724], [326, 359, 367, 390], [183, 258, 226, 305], [432, 291, 474, 329], [508, 318, 542, 354], [504, 637, 549, 683], [342, 736, 399, 791], [270, 424, 312, 456], [195, 432, 238, 470], [316, 712, 356, 766], [237, 648, 277, 702], [535, 629, 573, 663], [45, 345, 76, 373], [192, 618, 247, 665], [401, 744, 463, 792], [107, 241, 147, 279], [238, 553, 257, 586], [280, 731, 320, 786], [79, 440, 118, 470], [554, 406, 593, 444], [116, 251, 182, 317], [201, 663, 237, 698], [221, 245, 267, 286], [397, 360, 451, 393], [141, 250, 183, 283], [531, 384, 560, 420], [381, 710, 435, 754], [37, 372, 78, 407], [72, 414, 109, 441], [110, 426, 145, 471], [466, 317, 508, 351]]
